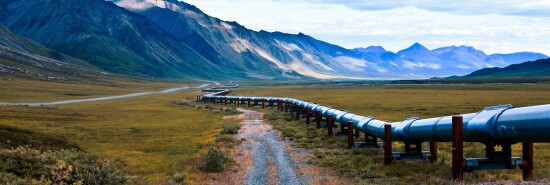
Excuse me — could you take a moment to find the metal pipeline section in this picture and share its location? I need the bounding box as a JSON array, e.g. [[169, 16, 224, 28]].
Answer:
[[202, 94, 550, 145]]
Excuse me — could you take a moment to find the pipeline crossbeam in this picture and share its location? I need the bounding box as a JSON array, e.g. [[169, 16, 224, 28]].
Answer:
[[202, 90, 550, 144]]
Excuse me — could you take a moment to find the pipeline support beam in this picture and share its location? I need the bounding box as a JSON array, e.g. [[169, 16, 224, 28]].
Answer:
[[384, 124, 392, 165], [430, 142, 438, 163], [348, 121, 354, 149], [327, 114, 334, 136], [522, 142, 533, 180], [452, 116, 464, 182]]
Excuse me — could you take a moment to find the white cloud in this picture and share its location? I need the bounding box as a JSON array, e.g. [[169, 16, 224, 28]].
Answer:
[[183, 0, 550, 55], [306, 0, 550, 17]]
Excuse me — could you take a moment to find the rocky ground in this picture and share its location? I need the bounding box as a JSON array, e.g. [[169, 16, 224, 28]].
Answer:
[[211, 108, 345, 185]]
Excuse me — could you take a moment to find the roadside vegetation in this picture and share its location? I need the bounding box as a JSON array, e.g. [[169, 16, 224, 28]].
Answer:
[[0, 77, 188, 103], [0, 81, 236, 183], [0, 125, 128, 184]]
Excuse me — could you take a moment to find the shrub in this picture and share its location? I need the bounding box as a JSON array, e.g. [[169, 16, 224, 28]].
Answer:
[[0, 147, 128, 185], [201, 147, 233, 172], [220, 124, 240, 135], [0, 171, 27, 185]]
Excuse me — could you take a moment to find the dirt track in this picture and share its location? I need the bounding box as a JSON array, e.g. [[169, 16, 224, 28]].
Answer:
[[230, 108, 344, 185]]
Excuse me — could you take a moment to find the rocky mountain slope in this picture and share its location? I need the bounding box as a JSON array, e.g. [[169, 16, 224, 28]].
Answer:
[[0, 0, 231, 79], [0, 23, 111, 81], [0, 0, 547, 80]]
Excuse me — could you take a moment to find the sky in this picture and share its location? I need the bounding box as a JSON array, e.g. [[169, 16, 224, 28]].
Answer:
[[183, 0, 550, 55]]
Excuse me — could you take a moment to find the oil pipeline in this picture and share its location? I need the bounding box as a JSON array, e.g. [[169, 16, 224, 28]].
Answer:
[[196, 86, 548, 181]]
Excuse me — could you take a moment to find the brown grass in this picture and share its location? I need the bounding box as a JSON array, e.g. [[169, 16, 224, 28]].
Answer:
[[233, 84, 550, 184]]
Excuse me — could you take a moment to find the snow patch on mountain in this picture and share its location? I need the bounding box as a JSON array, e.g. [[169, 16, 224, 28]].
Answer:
[[112, 0, 154, 10], [113, 0, 179, 11], [302, 53, 334, 71], [403, 61, 441, 69], [275, 40, 334, 72], [221, 22, 233, 30], [288, 62, 366, 79], [277, 40, 301, 51], [253, 46, 288, 70], [333, 56, 366, 72]]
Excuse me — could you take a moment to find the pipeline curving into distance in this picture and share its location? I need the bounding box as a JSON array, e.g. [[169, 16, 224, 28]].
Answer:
[[201, 89, 550, 145]]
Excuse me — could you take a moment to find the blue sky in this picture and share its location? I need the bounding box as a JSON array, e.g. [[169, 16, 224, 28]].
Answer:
[[184, 0, 550, 55]]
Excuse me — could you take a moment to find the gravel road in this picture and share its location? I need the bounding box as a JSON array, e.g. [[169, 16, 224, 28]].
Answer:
[[0, 83, 213, 107], [237, 109, 306, 185]]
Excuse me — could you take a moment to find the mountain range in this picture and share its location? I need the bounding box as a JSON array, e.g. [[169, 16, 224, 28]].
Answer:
[[0, 0, 548, 80], [460, 58, 550, 78]]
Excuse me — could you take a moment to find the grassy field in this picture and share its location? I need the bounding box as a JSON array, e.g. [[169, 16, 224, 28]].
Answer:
[[235, 84, 550, 121], [0, 77, 193, 103], [2, 79, 550, 184], [0, 79, 235, 183], [232, 84, 550, 184]]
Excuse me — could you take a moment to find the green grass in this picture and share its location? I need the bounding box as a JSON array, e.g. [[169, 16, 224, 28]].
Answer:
[[0, 124, 79, 151], [232, 84, 550, 184], [0, 84, 235, 183], [0, 125, 128, 184], [2, 79, 550, 184], [235, 84, 550, 121], [0, 77, 192, 103]]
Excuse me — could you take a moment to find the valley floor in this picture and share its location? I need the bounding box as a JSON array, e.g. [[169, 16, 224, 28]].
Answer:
[[0, 78, 229, 183], [1, 79, 550, 184], [231, 83, 550, 184]]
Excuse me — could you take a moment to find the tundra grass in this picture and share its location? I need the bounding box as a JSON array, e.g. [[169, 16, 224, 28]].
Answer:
[[233, 84, 550, 184], [235, 84, 550, 121], [0, 88, 232, 182], [0, 77, 194, 103]]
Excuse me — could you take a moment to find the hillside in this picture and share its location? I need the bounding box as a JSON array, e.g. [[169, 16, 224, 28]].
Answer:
[[0, 0, 227, 79], [0, 23, 112, 81], [462, 58, 550, 78], [0, 0, 547, 80]]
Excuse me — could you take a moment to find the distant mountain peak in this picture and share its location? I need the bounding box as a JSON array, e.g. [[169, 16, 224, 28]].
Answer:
[[396, 42, 431, 56], [432, 45, 486, 55], [408, 42, 427, 50], [2, 0, 548, 80], [354, 46, 387, 53]]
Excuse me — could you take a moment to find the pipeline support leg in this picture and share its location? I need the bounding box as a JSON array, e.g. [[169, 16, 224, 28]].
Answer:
[[247, 100, 251, 107], [306, 108, 310, 125], [315, 110, 321, 129], [384, 124, 392, 165], [262, 101, 265, 109], [327, 114, 334, 136], [430, 142, 438, 163], [522, 142, 534, 180], [295, 105, 300, 120], [347, 121, 354, 149], [452, 115, 464, 182]]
